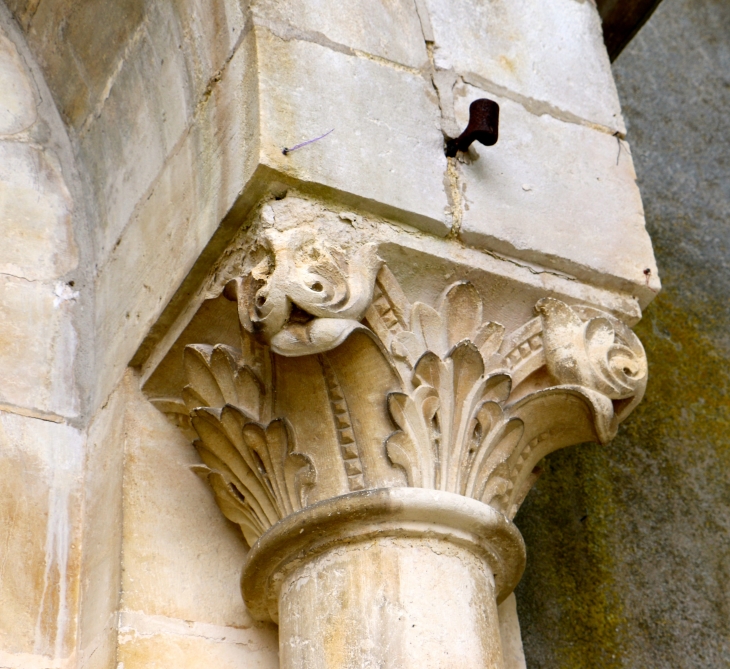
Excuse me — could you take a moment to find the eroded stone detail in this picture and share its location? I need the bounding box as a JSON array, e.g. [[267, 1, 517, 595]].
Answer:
[[173, 342, 315, 547], [153, 248, 647, 542], [230, 227, 382, 356]]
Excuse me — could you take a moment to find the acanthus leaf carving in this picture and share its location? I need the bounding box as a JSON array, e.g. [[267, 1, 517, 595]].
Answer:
[[151, 227, 648, 542], [162, 339, 316, 546], [536, 296, 648, 420]]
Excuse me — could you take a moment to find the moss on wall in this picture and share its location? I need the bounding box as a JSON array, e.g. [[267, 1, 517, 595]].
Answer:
[[515, 0, 730, 665]]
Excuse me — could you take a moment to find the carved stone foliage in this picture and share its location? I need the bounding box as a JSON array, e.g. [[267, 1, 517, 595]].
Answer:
[[228, 228, 382, 356], [367, 273, 647, 520], [176, 343, 315, 547], [153, 234, 648, 546]]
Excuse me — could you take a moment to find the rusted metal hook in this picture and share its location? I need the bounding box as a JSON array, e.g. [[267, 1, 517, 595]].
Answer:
[[445, 98, 499, 157]]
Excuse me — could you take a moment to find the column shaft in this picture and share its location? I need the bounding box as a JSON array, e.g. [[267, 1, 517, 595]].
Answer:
[[279, 536, 504, 669]]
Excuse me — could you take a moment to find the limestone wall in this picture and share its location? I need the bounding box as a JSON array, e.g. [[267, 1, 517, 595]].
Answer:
[[0, 5, 89, 666]]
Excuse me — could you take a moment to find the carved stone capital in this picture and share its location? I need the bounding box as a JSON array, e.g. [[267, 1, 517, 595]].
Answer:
[[157, 264, 647, 539], [146, 196, 649, 669]]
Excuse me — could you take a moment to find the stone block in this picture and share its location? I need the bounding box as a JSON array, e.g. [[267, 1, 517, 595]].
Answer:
[[20, 2, 118, 128], [120, 380, 253, 627], [454, 84, 658, 302], [257, 27, 450, 236], [251, 0, 429, 69], [117, 613, 278, 669], [63, 0, 146, 126], [0, 28, 36, 136], [422, 0, 624, 133], [171, 0, 249, 101], [77, 18, 180, 265], [0, 276, 79, 416], [93, 31, 259, 412], [0, 142, 77, 282], [0, 411, 84, 659], [143, 2, 193, 153], [26, 0, 250, 267], [25, 0, 144, 128], [22, 0, 249, 131], [77, 377, 129, 667]]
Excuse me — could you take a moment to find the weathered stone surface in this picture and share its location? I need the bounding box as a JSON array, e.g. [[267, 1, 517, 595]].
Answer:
[[77, 31, 172, 266], [77, 378, 129, 669], [117, 613, 278, 669], [453, 83, 658, 303], [0, 276, 78, 416], [256, 27, 450, 236], [171, 0, 249, 102], [0, 17, 78, 285], [279, 536, 503, 669], [79, 629, 117, 669], [251, 0, 429, 68], [0, 9, 88, 669], [0, 411, 83, 660], [422, 0, 624, 133], [121, 378, 256, 628], [94, 30, 259, 413], [498, 595, 527, 669], [517, 0, 730, 666], [22, 0, 145, 128], [78, 0, 250, 266], [13, 0, 249, 279], [0, 29, 36, 135], [19, 0, 249, 133], [0, 142, 77, 282]]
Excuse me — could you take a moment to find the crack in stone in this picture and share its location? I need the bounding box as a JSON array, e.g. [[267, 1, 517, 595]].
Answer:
[[460, 71, 625, 138], [410, 0, 466, 241], [117, 610, 271, 650], [196, 17, 255, 111], [413, 0, 435, 43], [476, 248, 578, 281], [446, 158, 464, 238], [254, 18, 424, 76], [0, 271, 39, 283]]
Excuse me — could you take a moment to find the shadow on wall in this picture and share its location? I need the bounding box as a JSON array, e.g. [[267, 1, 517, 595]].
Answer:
[[514, 0, 730, 666]]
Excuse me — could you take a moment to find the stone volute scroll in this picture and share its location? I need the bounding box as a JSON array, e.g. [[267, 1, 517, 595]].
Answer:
[[145, 197, 648, 669]]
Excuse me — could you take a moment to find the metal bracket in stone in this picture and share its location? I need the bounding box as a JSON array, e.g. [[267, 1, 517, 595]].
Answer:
[[445, 98, 500, 157]]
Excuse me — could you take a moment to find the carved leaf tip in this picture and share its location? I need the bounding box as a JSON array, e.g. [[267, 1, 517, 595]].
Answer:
[[190, 405, 315, 546], [177, 339, 314, 547], [381, 286, 647, 520], [537, 297, 648, 405]]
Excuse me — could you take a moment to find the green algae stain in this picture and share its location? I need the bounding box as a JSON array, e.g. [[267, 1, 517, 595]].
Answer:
[[513, 1, 730, 663], [515, 288, 730, 668], [514, 445, 628, 669]]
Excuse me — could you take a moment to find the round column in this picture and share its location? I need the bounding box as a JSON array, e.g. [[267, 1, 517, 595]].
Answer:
[[242, 488, 525, 669]]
